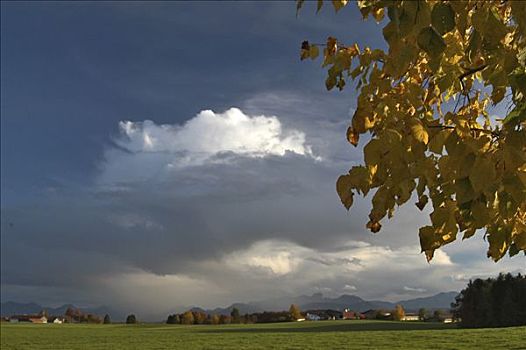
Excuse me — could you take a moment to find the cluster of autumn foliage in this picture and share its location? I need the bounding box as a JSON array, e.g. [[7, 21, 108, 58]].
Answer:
[[64, 307, 103, 324], [299, 0, 526, 262], [166, 305, 303, 325]]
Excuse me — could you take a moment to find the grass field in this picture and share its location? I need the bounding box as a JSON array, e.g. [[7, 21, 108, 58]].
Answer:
[[1, 320, 525, 350]]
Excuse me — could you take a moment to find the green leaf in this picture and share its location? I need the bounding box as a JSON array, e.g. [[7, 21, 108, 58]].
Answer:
[[431, 3, 455, 35], [417, 27, 446, 59]]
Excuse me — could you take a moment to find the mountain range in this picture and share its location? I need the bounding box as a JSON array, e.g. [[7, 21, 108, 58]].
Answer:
[[1, 291, 458, 322], [192, 291, 459, 316], [0, 302, 123, 321]]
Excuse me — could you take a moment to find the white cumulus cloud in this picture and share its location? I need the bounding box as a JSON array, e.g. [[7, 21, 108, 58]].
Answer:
[[98, 107, 316, 185], [118, 107, 313, 163]]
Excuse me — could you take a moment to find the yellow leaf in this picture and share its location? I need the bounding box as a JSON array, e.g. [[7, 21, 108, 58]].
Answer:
[[348, 166, 371, 195], [332, 0, 348, 13], [469, 156, 496, 193], [346, 126, 359, 146], [419, 226, 440, 261], [352, 104, 375, 133], [363, 139, 383, 166], [300, 40, 310, 60], [366, 220, 381, 233], [309, 45, 320, 60], [409, 120, 429, 145], [326, 36, 337, 55]]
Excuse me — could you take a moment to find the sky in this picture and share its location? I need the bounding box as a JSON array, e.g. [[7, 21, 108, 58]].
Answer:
[[1, 1, 524, 318]]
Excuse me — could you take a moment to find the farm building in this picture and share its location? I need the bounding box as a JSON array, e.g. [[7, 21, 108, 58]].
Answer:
[[304, 310, 342, 321], [343, 309, 364, 320], [401, 314, 420, 321], [9, 315, 48, 323], [48, 316, 65, 324], [439, 314, 456, 323], [306, 313, 321, 321]]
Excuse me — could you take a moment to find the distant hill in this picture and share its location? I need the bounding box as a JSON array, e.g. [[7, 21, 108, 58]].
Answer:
[[0, 302, 43, 316], [398, 292, 458, 311], [188, 291, 458, 316], [1, 291, 458, 322], [0, 302, 123, 321]]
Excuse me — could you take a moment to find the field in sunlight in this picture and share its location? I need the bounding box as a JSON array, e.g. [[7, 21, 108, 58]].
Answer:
[[2, 320, 525, 349]]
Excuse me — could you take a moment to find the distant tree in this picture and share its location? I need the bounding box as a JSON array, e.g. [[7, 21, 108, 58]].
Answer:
[[193, 311, 207, 325], [433, 309, 443, 321], [126, 314, 137, 324], [65, 307, 81, 323], [253, 311, 292, 323], [166, 314, 180, 324], [219, 315, 232, 325], [289, 304, 302, 320], [103, 314, 111, 324], [230, 307, 241, 324], [39, 309, 49, 319], [87, 314, 102, 324], [418, 308, 427, 321], [393, 305, 405, 321], [181, 311, 194, 325], [210, 314, 220, 325]]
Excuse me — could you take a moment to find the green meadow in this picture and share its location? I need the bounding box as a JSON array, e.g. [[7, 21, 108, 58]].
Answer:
[[2, 320, 525, 350]]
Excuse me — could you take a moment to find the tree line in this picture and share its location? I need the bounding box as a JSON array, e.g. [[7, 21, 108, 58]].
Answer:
[[166, 305, 304, 325], [452, 273, 526, 328]]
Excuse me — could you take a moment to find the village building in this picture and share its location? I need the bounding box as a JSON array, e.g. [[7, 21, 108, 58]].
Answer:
[[306, 313, 321, 321], [343, 309, 355, 320], [304, 309, 342, 321], [9, 315, 48, 324], [343, 309, 365, 320], [401, 314, 420, 321], [438, 314, 456, 323], [48, 316, 66, 324]]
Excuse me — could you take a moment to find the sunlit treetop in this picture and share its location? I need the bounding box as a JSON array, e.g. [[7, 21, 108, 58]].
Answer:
[[298, 0, 526, 261]]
